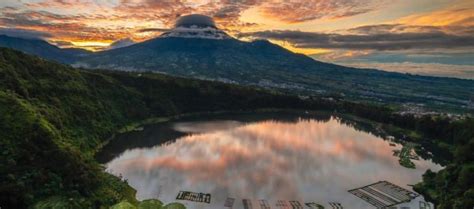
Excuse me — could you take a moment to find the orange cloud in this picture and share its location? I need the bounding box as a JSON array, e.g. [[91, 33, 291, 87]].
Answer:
[[397, 3, 474, 27], [258, 0, 383, 23], [2, 0, 472, 58], [0, 0, 386, 51]]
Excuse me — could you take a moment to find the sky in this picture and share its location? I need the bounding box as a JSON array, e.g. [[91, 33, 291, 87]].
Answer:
[[0, 0, 473, 78]]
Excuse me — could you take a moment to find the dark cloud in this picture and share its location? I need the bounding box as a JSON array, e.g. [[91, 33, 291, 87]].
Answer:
[[137, 28, 170, 33], [347, 24, 404, 34], [0, 27, 52, 39], [213, 6, 242, 19], [336, 51, 474, 66], [175, 14, 216, 28], [0, 6, 18, 12], [237, 24, 474, 51], [208, 0, 260, 26], [0, 11, 49, 27], [340, 62, 474, 80]]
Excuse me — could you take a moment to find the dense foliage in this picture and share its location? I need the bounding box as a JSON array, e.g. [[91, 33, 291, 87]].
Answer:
[[334, 101, 474, 208], [0, 47, 472, 208], [0, 48, 144, 208], [109, 199, 186, 209], [0, 48, 305, 208], [412, 119, 474, 208]]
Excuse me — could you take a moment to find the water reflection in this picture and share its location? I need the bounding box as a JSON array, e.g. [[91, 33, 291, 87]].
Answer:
[[173, 120, 243, 133], [105, 115, 442, 209]]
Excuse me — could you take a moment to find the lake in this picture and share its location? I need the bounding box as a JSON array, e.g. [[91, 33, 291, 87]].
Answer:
[[97, 112, 442, 209]]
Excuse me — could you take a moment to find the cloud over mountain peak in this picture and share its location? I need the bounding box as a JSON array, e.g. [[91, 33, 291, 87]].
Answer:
[[160, 14, 231, 40], [175, 14, 217, 28]]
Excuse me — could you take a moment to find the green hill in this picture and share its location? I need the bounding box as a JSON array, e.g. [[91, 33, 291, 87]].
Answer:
[[0, 47, 304, 208]]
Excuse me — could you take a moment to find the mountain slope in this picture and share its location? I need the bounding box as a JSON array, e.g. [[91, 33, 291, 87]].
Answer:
[[0, 35, 90, 64], [77, 37, 474, 112], [78, 37, 329, 77]]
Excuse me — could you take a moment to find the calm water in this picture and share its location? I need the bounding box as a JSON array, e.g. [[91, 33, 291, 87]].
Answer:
[[99, 113, 442, 209]]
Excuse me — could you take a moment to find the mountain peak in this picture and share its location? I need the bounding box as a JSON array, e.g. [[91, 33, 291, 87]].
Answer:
[[160, 14, 232, 40]]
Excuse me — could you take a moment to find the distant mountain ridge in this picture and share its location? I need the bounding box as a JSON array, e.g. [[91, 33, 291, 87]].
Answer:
[[0, 35, 90, 64]]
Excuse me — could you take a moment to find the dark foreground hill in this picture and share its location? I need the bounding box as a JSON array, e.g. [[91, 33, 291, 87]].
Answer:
[[0, 47, 308, 208]]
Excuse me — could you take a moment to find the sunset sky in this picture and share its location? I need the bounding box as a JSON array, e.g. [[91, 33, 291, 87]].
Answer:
[[1, 0, 473, 78]]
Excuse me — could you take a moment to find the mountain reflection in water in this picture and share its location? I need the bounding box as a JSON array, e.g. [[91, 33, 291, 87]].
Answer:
[[104, 115, 442, 209]]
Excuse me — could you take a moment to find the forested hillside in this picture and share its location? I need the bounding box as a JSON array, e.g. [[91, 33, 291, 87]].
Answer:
[[0, 48, 304, 208], [77, 37, 474, 113], [0, 48, 472, 209]]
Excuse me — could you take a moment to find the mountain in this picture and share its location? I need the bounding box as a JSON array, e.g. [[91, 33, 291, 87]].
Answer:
[[76, 14, 335, 79], [77, 37, 327, 79], [0, 35, 90, 64], [75, 15, 474, 113]]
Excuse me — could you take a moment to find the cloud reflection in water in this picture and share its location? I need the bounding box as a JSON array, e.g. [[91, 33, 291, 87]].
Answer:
[[106, 117, 442, 209]]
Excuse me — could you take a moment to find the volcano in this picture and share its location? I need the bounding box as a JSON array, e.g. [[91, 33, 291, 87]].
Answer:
[[160, 14, 232, 40], [75, 14, 337, 82], [75, 15, 473, 111]]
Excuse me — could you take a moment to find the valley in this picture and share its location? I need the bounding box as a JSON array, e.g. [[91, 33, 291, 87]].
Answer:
[[0, 8, 473, 209], [1, 47, 473, 208]]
